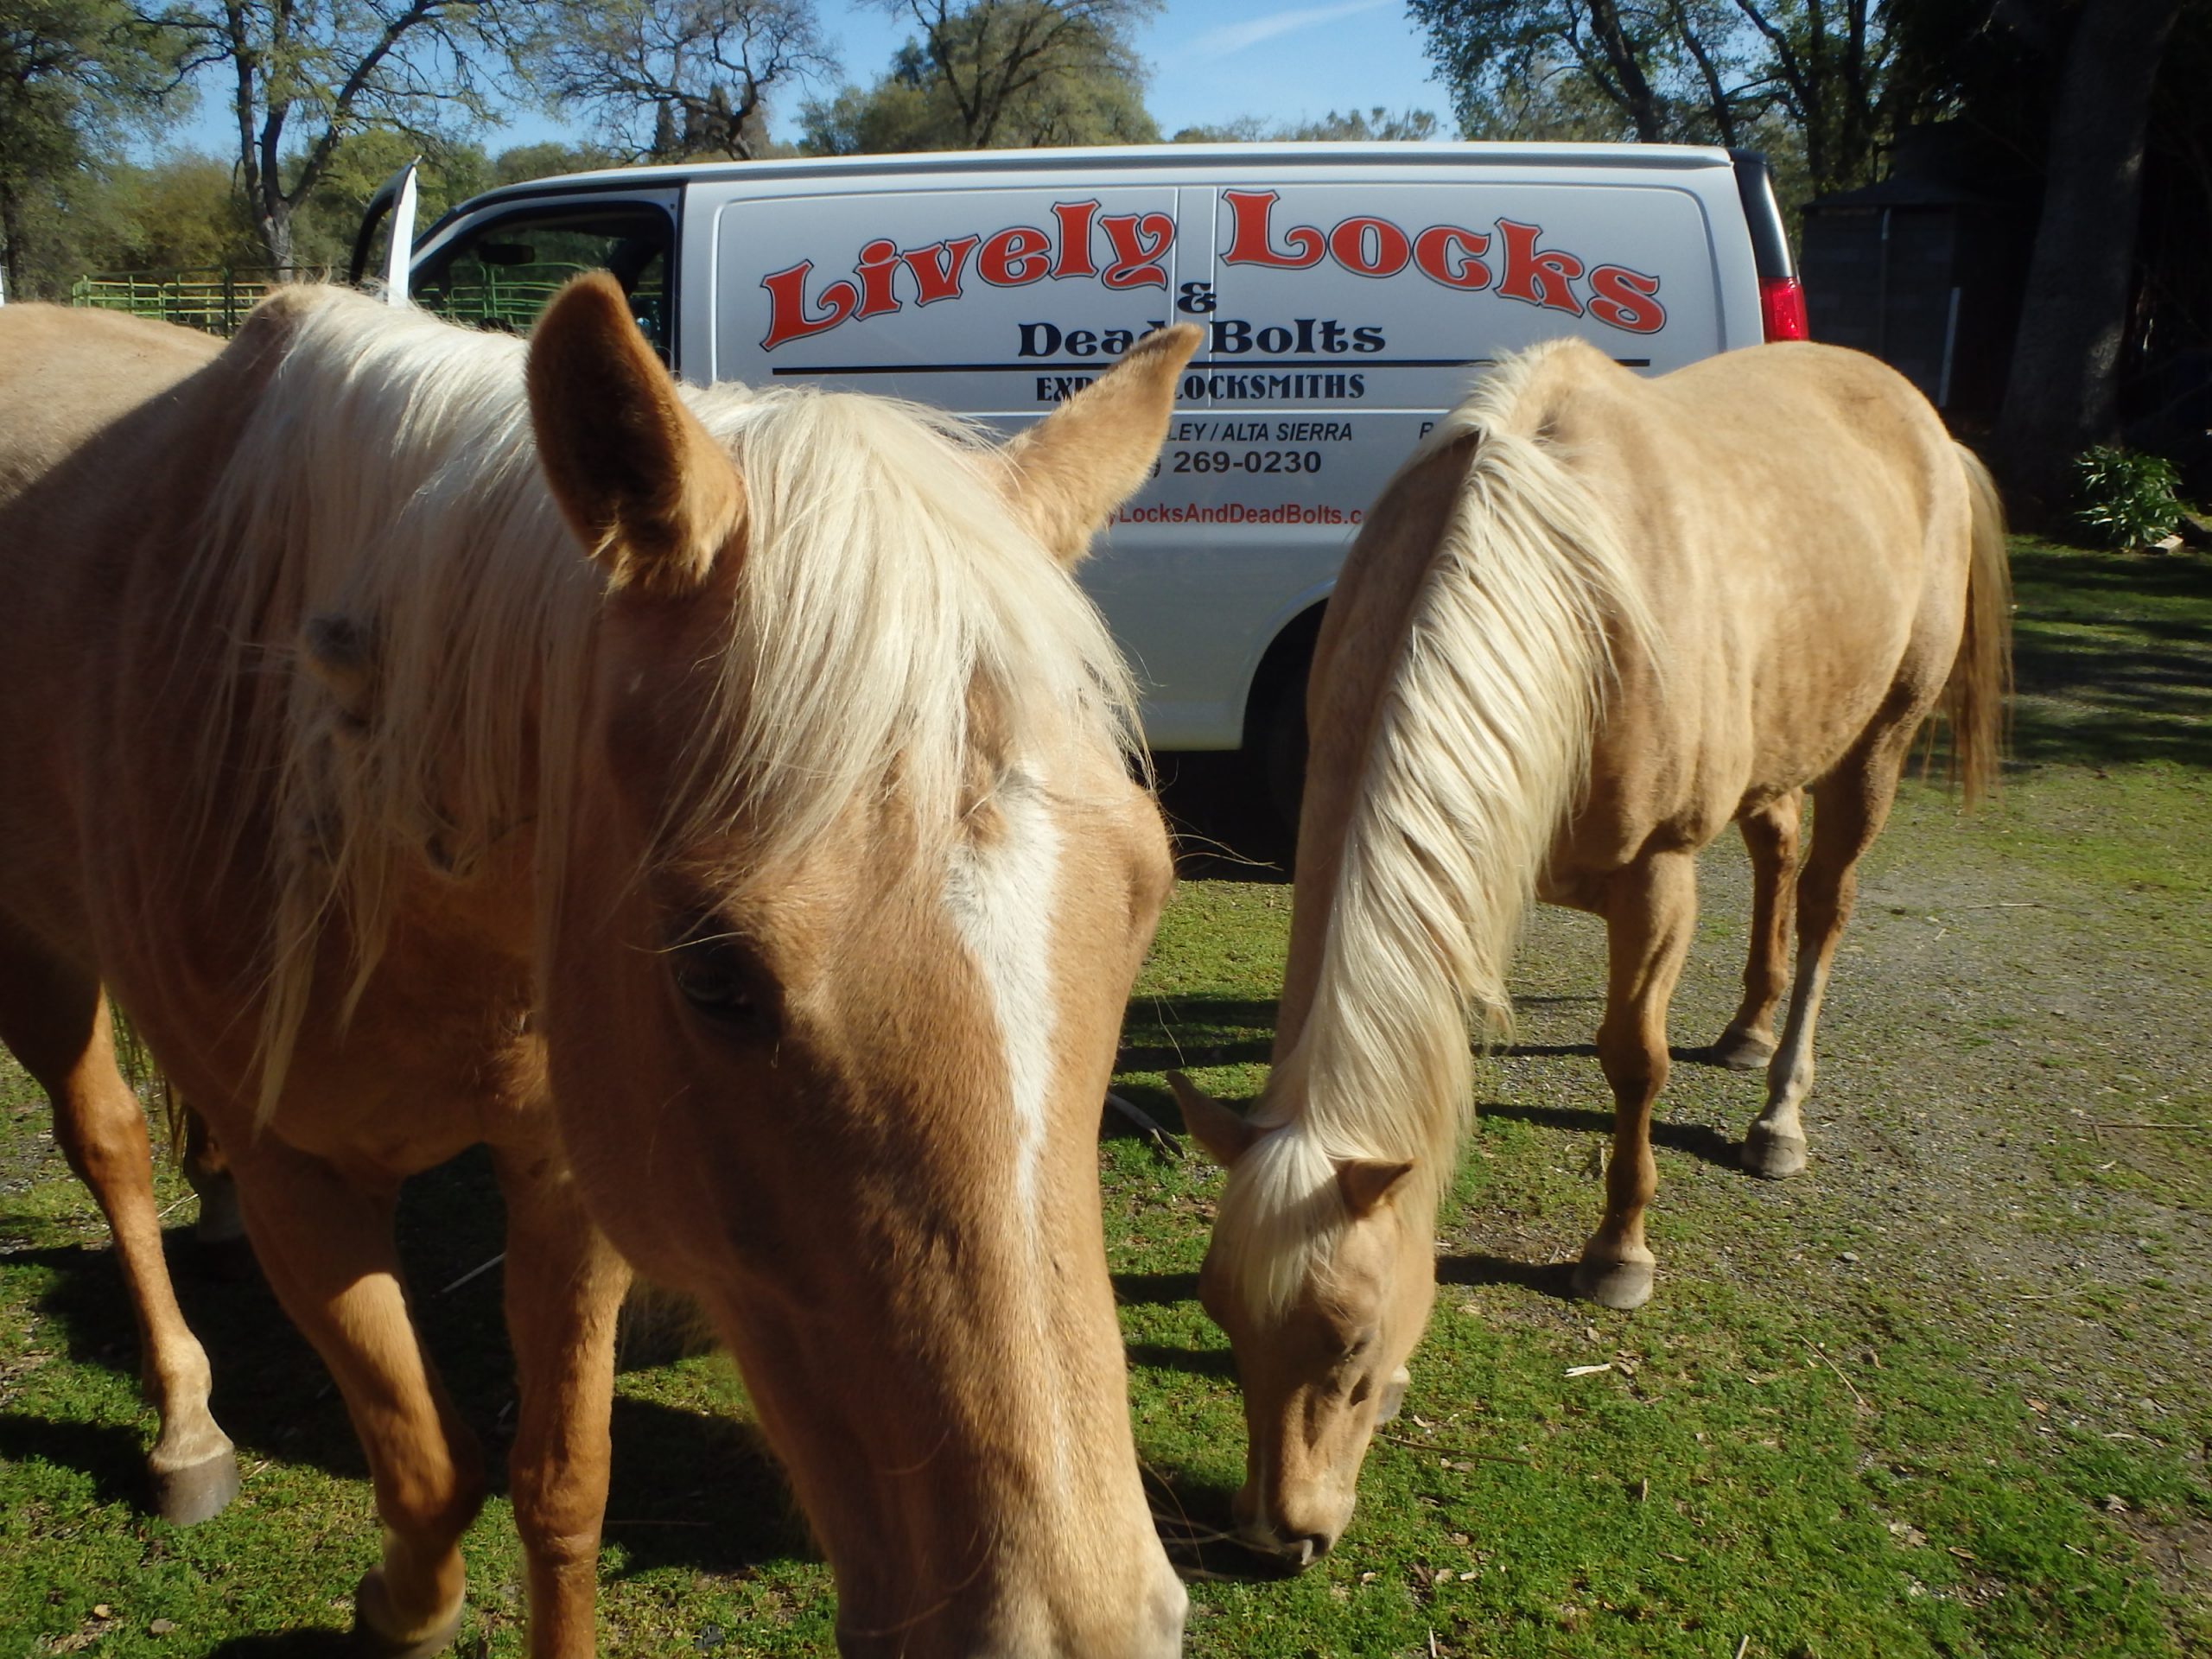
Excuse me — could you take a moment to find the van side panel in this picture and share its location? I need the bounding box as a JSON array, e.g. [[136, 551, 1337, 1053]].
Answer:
[[692, 153, 1764, 750], [709, 186, 1195, 414], [1129, 175, 1738, 747]]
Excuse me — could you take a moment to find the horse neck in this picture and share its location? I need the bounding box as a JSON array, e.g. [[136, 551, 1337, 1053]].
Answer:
[[188, 391, 595, 1119], [1268, 396, 1656, 1195]]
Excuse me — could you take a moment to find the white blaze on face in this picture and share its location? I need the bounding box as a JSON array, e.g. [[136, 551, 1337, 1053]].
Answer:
[[944, 770, 1064, 1227]]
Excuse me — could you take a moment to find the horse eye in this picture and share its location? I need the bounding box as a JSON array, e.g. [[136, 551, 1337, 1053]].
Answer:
[[671, 939, 767, 1029]]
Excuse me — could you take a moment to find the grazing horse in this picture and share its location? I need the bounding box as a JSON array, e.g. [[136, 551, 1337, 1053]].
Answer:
[[0, 280, 1200, 1658], [1172, 338, 2011, 1565]]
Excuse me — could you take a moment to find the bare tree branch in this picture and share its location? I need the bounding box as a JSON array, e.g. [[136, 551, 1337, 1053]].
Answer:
[[533, 0, 834, 162]]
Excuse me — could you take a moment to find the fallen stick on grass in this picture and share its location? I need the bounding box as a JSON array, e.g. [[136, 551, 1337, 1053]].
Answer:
[[1105, 1090, 1183, 1157]]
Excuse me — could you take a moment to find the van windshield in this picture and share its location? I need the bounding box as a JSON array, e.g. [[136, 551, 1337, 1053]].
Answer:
[[414, 204, 675, 363]]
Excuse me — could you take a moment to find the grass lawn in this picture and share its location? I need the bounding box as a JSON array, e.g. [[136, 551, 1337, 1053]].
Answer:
[[3, 538, 2209, 1656]]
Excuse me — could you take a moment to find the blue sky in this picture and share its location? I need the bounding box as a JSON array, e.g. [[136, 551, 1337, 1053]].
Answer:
[[156, 1, 1456, 159], [817, 0, 1453, 140]]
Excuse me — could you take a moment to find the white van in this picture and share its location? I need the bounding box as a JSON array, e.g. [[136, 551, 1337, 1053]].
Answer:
[[358, 144, 1802, 801]]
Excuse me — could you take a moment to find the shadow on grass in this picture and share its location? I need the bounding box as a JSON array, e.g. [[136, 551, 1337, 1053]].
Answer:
[[1, 1147, 519, 1492], [0, 1412, 149, 1510], [1115, 1268, 1199, 1307], [1125, 1343, 1235, 1382], [600, 1395, 816, 1577], [1496, 1039, 1764, 1073], [1477, 1101, 1742, 1170], [1115, 1036, 1275, 1074], [205, 1630, 353, 1658], [1140, 1468, 1308, 1584], [1437, 1251, 1581, 1302], [5, 1148, 1231, 1583], [1151, 752, 1294, 883], [1118, 995, 1283, 1073], [2003, 543, 2212, 770], [0, 1230, 367, 1487]]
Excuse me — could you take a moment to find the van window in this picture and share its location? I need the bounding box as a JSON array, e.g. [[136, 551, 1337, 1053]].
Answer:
[[413, 204, 676, 360]]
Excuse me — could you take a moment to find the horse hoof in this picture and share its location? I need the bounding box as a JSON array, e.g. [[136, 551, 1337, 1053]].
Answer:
[[150, 1448, 240, 1527], [1711, 1027, 1777, 1071], [352, 1571, 464, 1659], [1572, 1255, 1655, 1311], [1741, 1128, 1808, 1180]]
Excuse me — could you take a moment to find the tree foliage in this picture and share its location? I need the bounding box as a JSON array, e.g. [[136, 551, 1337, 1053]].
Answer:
[[0, 0, 184, 298], [82, 155, 262, 272], [529, 0, 831, 162], [1408, 0, 1891, 196], [1171, 106, 1441, 144], [155, 0, 526, 271], [803, 0, 1157, 154]]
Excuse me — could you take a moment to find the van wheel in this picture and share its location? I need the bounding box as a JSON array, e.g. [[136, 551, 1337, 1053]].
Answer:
[[1258, 653, 1310, 841]]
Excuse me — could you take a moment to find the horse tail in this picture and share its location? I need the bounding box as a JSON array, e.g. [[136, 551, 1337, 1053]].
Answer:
[[1945, 443, 2013, 806]]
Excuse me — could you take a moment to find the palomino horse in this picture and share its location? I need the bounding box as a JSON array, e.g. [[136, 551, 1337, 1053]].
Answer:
[[1173, 338, 2011, 1565], [0, 279, 1200, 1657]]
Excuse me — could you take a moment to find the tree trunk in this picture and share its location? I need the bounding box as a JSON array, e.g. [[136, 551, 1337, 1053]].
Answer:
[[258, 205, 295, 276], [0, 181, 23, 302], [1587, 0, 1665, 142], [1993, 0, 2183, 517]]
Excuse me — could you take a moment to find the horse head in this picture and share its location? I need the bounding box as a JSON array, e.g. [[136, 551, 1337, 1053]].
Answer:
[[1173, 1071, 1433, 1568], [528, 274, 1198, 1656]]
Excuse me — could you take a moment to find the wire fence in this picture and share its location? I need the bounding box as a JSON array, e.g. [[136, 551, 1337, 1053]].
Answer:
[[67, 264, 609, 340], [67, 268, 312, 336]]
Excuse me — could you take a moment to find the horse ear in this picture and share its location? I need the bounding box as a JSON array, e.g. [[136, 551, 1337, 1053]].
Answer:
[[1167, 1071, 1261, 1168], [527, 273, 746, 594], [1335, 1158, 1414, 1218], [1000, 322, 1202, 566], [1376, 1364, 1411, 1424]]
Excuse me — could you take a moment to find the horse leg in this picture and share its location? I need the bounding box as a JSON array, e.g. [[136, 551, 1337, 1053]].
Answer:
[[181, 1104, 247, 1246], [1741, 737, 1910, 1179], [1573, 849, 1699, 1311], [226, 1137, 485, 1656], [1714, 790, 1802, 1069], [0, 931, 238, 1524], [492, 1141, 630, 1659]]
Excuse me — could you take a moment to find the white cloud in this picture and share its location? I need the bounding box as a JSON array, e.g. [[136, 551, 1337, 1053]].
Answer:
[[1187, 0, 1395, 60]]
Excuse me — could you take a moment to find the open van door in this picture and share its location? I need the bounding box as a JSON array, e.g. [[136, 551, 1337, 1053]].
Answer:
[[347, 158, 422, 306]]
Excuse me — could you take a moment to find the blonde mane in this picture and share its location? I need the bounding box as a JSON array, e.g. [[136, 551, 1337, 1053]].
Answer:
[[1219, 342, 1659, 1315], [183, 287, 1137, 1118]]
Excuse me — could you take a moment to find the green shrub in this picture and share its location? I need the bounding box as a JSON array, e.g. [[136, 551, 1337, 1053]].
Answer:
[[2073, 444, 2183, 549]]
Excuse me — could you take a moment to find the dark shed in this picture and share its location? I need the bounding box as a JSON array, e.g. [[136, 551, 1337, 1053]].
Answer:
[[1798, 130, 2033, 420]]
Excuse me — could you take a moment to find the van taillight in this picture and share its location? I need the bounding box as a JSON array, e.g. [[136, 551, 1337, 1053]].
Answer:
[[1762, 276, 1809, 341]]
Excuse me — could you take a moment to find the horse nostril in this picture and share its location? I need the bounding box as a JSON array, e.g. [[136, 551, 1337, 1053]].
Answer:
[[1285, 1532, 1332, 1569]]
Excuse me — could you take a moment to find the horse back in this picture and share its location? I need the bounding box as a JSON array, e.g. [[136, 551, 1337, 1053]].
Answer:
[[1541, 341, 1973, 867], [0, 308, 293, 979], [0, 307, 224, 504]]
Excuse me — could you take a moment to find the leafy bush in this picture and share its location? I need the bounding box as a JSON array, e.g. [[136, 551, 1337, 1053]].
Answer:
[[2073, 445, 2184, 549]]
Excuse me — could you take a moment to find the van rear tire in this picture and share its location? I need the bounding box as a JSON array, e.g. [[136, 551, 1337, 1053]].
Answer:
[[1257, 652, 1310, 844]]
